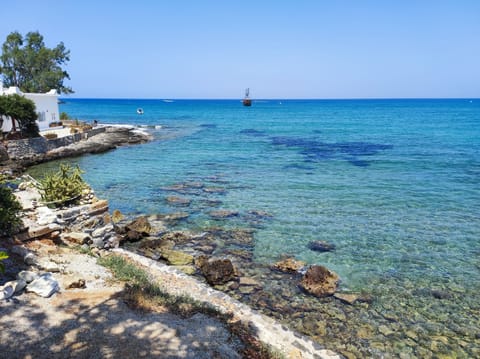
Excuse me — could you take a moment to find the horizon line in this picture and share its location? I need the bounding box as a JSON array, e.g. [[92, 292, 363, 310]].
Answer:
[[59, 97, 480, 101]]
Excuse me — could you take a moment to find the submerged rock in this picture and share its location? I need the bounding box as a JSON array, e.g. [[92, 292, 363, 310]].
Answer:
[[209, 210, 239, 219], [166, 196, 191, 206], [273, 257, 306, 273], [308, 240, 336, 252], [299, 265, 339, 297], [196, 256, 237, 285]]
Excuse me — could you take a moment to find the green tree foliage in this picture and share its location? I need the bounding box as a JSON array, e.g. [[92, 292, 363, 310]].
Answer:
[[36, 163, 87, 207], [0, 31, 73, 94], [0, 94, 39, 137], [0, 175, 22, 236]]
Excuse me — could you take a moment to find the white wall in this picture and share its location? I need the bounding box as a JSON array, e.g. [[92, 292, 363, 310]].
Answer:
[[24, 90, 60, 131]]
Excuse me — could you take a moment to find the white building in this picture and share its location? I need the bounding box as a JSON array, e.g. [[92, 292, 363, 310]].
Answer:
[[0, 81, 60, 133]]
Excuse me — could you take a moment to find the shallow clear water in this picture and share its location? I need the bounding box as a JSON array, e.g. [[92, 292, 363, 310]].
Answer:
[[31, 98, 480, 357]]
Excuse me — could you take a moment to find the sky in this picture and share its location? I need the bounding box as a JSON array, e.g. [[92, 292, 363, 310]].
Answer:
[[1, 1, 479, 99]]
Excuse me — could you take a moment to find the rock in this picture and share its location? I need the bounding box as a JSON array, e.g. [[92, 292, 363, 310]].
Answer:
[[299, 265, 340, 297], [27, 223, 63, 239], [36, 259, 61, 272], [203, 187, 226, 194], [209, 210, 239, 219], [111, 209, 124, 223], [17, 270, 39, 283], [26, 273, 60, 297], [61, 231, 92, 245], [161, 230, 205, 244], [11, 246, 38, 265], [247, 210, 272, 218], [239, 277, 261, 287], [92, 224, 114, 238], [66, 279, 86, 289], [88, 199, 109, 215], [173, 265, 196, 275], [156, 212, 189, 222], [308, 240, 336, 252], [0, 279, 27, 299], [0, 283, 15, 300], [122, 216, 152, 241], [126, 216, 152, 234], [0, 144, 9, 162], [196, 256, 237, 285], [160, 249, 194, 266], [334, 292, 361, 305], [273, 257, 306, 273]]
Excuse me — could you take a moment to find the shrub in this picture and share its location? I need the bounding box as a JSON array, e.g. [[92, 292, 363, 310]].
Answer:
[[0, 175, 22, 235], [60, 112, 69, 120], [36, 163, 87, 207], [0, 251, 8, 274]]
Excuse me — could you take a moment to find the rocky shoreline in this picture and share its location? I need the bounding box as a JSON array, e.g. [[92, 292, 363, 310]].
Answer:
[[0, 129, 342, 358]]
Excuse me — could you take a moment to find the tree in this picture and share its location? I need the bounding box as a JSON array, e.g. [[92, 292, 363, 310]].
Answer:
[[0, 94, 39, 137], [0, 31, 73, 94]]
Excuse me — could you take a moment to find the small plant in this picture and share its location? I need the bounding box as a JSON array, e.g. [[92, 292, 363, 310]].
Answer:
[[36, 163, 87, 207], [60, 112, 69, 121], [0, 174, 22, 235], [0, 251, 9, 274]]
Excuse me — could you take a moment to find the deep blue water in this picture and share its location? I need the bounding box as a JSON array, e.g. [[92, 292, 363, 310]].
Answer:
[[32, 98, 480, 356]]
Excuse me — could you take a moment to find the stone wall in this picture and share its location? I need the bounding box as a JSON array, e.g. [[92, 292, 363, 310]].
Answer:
[[4, 127, 106, 160]]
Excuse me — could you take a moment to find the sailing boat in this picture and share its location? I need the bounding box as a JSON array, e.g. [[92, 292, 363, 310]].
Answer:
[[242, 88, 252, 107]]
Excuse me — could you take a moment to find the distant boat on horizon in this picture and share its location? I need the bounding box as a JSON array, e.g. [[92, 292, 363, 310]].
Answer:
[[242, 88, 252, 107]]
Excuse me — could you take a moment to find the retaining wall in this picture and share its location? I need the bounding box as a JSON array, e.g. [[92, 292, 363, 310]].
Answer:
[[5, 127, 106, 160]]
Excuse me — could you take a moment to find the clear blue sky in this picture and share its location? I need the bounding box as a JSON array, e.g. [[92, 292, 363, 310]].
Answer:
[[1, 1, 479, 99]]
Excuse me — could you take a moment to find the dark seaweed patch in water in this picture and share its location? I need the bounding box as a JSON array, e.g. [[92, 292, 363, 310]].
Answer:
[[239, 128, 268, 137], [271, 136, 392, 167], [200, 123, 217, 129], [283, 163, 315, 171]]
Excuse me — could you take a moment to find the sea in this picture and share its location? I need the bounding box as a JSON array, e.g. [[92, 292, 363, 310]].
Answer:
[[29, 98, 480, 358]]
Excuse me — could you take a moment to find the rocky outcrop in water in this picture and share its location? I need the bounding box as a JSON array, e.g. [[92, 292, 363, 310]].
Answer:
[[299, 265, 340, 297], [196, 256, 237, 285], [273, 257, 306, 273]]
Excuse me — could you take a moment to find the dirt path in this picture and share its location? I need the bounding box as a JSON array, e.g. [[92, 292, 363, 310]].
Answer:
[[0, 243, 244, 359]]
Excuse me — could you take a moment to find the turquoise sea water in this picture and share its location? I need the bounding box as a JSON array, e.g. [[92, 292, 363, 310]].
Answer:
[[31, 99, 480, 357]]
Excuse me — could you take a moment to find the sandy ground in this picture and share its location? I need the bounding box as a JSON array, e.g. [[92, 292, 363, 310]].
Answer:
[[0, 242, 244, 359]]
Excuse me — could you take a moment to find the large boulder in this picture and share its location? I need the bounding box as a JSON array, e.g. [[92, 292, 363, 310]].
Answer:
[[125, 216, 152, 235], [120, 216, 153, 242], [196, 256, 237, 285], [299, 265, 339, 297]]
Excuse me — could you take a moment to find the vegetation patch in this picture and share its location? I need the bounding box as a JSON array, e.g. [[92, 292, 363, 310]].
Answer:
[[35, 163, 87, 207], [0, 174, 22, 235]]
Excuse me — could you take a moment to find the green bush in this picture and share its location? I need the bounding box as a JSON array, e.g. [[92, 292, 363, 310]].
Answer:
[[0, 175, 22, 235], [0, 251, 8, 274], [60, 112, 69, 120], [36, 163, 87, 207]]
